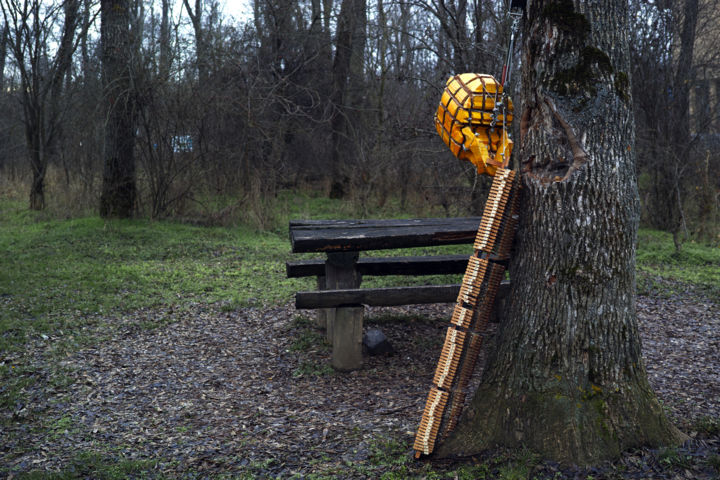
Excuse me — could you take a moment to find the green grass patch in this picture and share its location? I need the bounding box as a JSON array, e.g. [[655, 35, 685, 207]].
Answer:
[[636, 229, 720, 298], [289, 326, 327, 353], [692, 415, 720, 436], [708, 453, 720, 472], [292, 360, 335, 378], [14, 451, 159, 479], [0, 199, 307, 350], [657, 446, 693, 469]]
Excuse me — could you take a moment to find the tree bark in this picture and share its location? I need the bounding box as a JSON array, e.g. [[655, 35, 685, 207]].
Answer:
[[673, 0, 698, 147], [100, 0, 136, 218], [0, 22, 7, 93], [436, 0, 685, 464], [329, 0, 365, 198], [159, 0, 171, 81], [80, 0, 91, 82]]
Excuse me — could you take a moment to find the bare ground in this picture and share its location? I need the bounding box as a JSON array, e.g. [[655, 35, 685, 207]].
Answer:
[[1, 291, 718, 479]]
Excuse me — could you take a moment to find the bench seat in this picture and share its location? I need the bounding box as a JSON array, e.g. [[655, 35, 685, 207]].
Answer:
[[289, 217, 482, 253], [287, 254, 471, 278], [296, 282, 510, 309]]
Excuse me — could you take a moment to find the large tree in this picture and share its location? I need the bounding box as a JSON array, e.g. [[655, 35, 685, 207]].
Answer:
[[329, 0, 366, 199], [99, 0, 136, 218], [437, 0, 685, 464]]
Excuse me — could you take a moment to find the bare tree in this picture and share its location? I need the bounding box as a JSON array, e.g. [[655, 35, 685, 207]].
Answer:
[[1, 0, 81, 210], [0, 21, 7, 92]]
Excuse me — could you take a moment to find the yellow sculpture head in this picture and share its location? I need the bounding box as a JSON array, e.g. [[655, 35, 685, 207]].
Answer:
[[435, 73, 514, 177]]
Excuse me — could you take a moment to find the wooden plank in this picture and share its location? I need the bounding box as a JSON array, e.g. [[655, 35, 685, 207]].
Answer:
[[295, 282, 510, 309], [357, 255, 469, 276], [289, 217, 479, 229], [331, 306, 364, 371], [287, 260, 326, 278], [289, 217, 482, 253], [286, 254, 471, 278]]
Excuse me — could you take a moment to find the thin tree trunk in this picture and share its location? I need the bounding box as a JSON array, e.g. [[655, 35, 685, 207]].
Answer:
[[100, 0, 136, 218], [472, 0, 484, 69], [347, 0, 366, 108], [47, 0, 79, 174], [398, 0, 412, 81], [437, 0, 684, 464], [322, 0, 332, 33], [673, 0, 698, 147], [159, 0, 170, 80], [27, 128, 45, 210], [81, 0, 91, 82], [665, 0, 698, 245], [329, 0, 363, 198], [0, 22, 8, 93], [183, 0, 207, 86]]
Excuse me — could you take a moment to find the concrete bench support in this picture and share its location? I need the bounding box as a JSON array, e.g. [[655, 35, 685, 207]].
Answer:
[[331, 306, 364, 371], [324, 252, 362, 370], [315, 275, 328, 329]]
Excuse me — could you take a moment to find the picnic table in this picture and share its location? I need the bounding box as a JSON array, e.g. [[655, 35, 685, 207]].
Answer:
[[286, 218, 509, 370]]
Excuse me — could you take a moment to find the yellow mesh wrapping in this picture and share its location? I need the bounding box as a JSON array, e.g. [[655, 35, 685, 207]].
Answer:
[[435, 73, 514, 176]]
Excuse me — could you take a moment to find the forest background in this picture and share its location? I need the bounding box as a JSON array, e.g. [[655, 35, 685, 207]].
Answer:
[[0, 0, 718, 244]]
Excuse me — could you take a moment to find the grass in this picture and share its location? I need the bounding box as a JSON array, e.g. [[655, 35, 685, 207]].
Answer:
[[289, 315, 328, 353], [15, 451, 159, 479], [0, 193, 471, 359], [692, 415, 720, 436], [0, 199, 306, 351], [636, 229, 720, 298]]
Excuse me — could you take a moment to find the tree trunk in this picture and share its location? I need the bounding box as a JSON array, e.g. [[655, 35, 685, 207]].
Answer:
[[183, 0, 207, 86], [47, 0, 79, 178], [159, 0, 171, 81], [28, 133, 45, 211], [81, 0, 91, 82], [0, 22, 7, 93], [437, 0, 684, 464], [347, 0, 366, 108], [329, 0, 364, 198], [673, 0, 698, 147], [100, 0, 136, 218]]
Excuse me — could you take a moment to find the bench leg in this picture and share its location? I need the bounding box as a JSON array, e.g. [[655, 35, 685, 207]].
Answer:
[[316, 275, 330, 330], [324, 252, 361, 346], [332, 306, 364, 371]]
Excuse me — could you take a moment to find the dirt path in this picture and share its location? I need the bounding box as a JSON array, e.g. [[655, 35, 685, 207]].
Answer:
[[1, 294, 718, 478]]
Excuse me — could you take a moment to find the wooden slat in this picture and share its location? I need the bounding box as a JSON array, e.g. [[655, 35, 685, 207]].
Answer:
[[290, 217, 481, 229], [295, 282, 509, 309], [289, 217, 482, 253], [286, 254, 470, 278]]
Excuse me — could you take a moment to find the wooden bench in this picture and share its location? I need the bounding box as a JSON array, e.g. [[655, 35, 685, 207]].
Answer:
[[287, 218, 509, 371]]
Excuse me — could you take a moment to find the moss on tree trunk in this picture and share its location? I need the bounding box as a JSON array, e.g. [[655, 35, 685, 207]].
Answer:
[[436, 0, 685, 464]]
